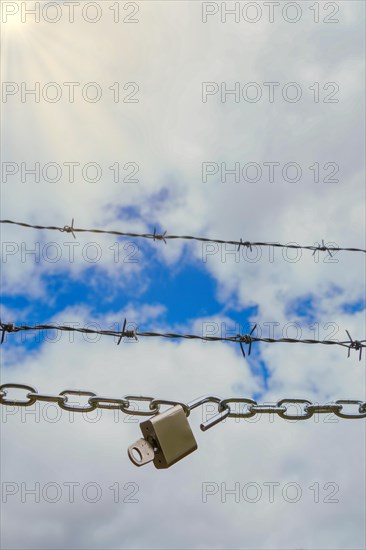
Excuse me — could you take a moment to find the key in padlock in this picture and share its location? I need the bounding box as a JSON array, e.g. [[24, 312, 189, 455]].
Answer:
[[128, 405, 198, 469]]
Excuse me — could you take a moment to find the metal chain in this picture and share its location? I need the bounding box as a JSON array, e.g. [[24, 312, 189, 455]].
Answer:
[[1, 218, 365, 255], [1, 385, 365, 430]]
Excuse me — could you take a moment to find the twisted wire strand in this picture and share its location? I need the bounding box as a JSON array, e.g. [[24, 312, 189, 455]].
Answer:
[[1, 219, 365, 254], [1, 322, 365, 359]]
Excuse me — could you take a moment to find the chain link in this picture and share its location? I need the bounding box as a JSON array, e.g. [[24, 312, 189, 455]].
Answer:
[[0, 384, 37, 406], [276, 399, 314, 420], [1, 385, 365, 430], [88, 396, 129, 410], [27, 392, 66, 406], [58, 390, 98, 413], [120, 396, 160, 416], [219, 398, 257, 418], [304, 403, 343, 415], [334, 400, 366, 419]]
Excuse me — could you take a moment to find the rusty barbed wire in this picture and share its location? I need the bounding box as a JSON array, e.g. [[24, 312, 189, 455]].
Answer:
[[1, 219, 365, 255], [0, 321, 365, 361]]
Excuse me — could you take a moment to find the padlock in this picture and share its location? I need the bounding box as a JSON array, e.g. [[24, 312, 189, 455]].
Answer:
[[128, 405, 198, 469]]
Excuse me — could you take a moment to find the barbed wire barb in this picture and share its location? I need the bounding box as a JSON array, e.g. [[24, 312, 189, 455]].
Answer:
[[345, 330, 364, 361], [60, 218, 76, 239], [117, 318, 127, 345], [237, 239, 252, 252], [312, 239, 335, 258], [153, 227, 167, 244], [236, 324, 257, 358], [0, 322, 15, 345]]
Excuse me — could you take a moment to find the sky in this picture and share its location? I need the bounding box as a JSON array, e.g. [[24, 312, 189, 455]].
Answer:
[[0, 1, 365, 549]]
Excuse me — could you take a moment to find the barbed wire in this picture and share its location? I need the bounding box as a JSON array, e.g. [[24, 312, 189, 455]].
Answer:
[[1, 321, 365, 360], [1, 385, 365, 429], [1, 219, 365, 255]]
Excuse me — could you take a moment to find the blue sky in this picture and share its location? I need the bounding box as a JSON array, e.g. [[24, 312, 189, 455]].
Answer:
[[1, 234, 364, 400]]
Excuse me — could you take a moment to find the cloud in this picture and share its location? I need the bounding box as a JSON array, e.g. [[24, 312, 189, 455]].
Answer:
[[1, 2, 365, 549]]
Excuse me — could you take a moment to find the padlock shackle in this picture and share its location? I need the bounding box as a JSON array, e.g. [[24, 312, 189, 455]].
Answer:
[[187, 395, 222, 411]]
